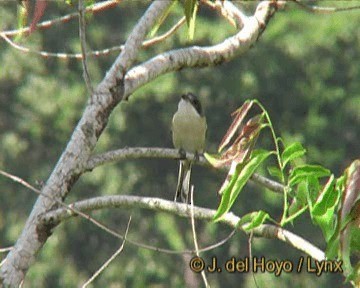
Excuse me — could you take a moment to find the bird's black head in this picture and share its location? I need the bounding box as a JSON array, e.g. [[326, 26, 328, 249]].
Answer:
[[181, 93, 203, 116]]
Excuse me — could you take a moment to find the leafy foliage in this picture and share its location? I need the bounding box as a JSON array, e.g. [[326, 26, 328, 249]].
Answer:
[[326, 160, 360, 282], [281, 142, 306, 168], [212, 149, 272, 221], [207, 100, 359, 282], [183, 0, 199, 40]]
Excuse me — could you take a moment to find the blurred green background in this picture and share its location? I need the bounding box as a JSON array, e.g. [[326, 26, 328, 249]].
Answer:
[[0, 1, 359, 287]]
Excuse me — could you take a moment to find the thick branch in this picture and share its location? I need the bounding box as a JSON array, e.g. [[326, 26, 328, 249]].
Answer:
[[0, 2, 173, 286], [123, 1, 278, 99], [40, 195, 325, 261], [86, 147, 285, 194]]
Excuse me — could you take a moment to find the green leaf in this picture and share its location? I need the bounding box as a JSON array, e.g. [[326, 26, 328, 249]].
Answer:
[[289, 165, 331, 187], [350, 226, 360, 253], [86, 0, 95, 6], [294, 181, 308, 205], [204, 152, 222, 167], [213, 167, 240, 220], [267, 166, 283, 181], [339, 159, 360, 226], [228, 150, 271, 208], [213, 150, 271, 221], [288, 182, 308, 217], [149, 1, 177, 37], [281, 142, 306, 168], [183, 0, 198, 40], [312, 175, 336, 216], [241, 211, 270, 231], [16, 3, 28, 39], [306, 176, 321, 208], [325, 175, 350, 259], [326, 231, 339, 259], [311, 175, 340, 241]]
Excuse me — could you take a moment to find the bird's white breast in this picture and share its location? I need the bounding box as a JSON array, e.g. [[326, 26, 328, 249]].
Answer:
[[172, 100, 207, 153]]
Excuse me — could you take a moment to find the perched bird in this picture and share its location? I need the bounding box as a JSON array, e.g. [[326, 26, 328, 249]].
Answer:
[[172, 93, 207, 203]]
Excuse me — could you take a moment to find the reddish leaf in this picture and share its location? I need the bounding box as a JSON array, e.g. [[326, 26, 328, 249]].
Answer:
[[338, 159, 360, 272], [212, 112, 264, 169], [340, 159, 360, 222], [29, 0, 47, 34], [218, 138, 249, 167], [218, 100, 253, 152], [233, 114, 264, 145]]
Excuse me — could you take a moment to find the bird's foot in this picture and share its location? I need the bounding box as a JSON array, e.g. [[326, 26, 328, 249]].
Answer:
[[194, 151, 201, 162], [178, 148, 187, 160]]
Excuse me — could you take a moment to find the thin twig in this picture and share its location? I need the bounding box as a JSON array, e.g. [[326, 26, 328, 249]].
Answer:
[[292, 0, 360, 14], [0, 169, 232, 255], [143, 16, 186, 47], [82, 216, 132, 288], [190, 186, 210, 288], [0, 169, 125, 242], [199, 229, 236, 252], [0, 17, 186, 60], [202, 0, 240, 28], [0, 170, 183, 255], [250, 173, 284, 193], [248, 231, 259, 288], [0, 164, 316, 262], [2, 0, 120, 37], [0, 259, 6, 268], [0, 32, 117, 59], [0, 247, 13, 253], [78, 0, 93, 93]]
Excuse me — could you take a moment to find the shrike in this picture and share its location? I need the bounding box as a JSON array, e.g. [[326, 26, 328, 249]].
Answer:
[[172, 93, 207, 203]]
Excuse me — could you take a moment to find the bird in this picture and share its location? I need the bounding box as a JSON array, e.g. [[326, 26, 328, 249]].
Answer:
[[172, 93, 207, 203]]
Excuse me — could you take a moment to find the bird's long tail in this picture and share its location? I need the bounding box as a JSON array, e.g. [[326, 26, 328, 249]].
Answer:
[[175, 160, 192, 203]]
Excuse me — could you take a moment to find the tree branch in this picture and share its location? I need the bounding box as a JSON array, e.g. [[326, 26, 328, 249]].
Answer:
[[1, 0, 120, 37], [291, 0, 360, 14], [0, 1, 174, 286], [40, 195, 325, 261], [81, 216, 132, 288], [86, 147, 285, 194], [0, 17, 186, 60], [123, 1, 278, 99]]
